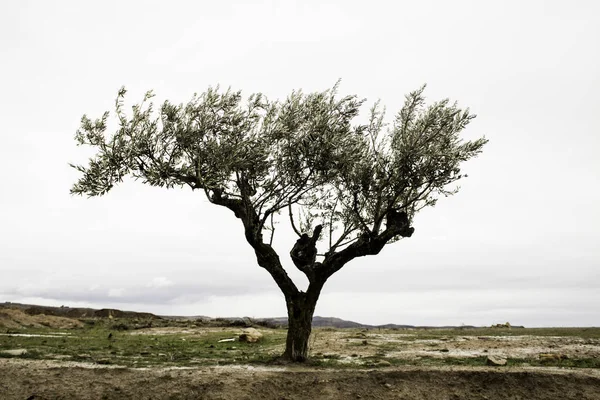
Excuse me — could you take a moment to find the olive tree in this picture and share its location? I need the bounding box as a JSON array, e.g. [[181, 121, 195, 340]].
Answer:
[[71, 82, 487, 361]]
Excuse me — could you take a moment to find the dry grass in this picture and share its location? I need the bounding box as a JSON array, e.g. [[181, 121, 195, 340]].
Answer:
[[0, 308, 84, 329]]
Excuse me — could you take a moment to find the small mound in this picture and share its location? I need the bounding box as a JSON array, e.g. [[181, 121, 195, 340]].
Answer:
[[0, 308, 84, 329]]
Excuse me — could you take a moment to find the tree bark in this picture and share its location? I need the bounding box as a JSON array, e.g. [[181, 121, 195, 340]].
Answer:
[[283, 287, 321, 362]]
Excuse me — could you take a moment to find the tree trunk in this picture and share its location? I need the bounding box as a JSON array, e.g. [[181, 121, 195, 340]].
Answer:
[[283, 291, 319, 362]]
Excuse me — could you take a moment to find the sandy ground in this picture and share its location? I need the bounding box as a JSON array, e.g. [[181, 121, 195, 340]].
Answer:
[[0, 309, 83, 329], [130, 326, 600, 363], [309, 330, 600, 361], [1, 358, 599, 400]]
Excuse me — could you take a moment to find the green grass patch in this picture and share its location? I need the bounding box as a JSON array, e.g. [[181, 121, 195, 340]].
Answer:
[[0, 323, 287, 367]]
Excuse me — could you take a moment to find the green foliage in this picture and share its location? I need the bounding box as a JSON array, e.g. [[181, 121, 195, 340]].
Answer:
[[71, 82, 487, 254]]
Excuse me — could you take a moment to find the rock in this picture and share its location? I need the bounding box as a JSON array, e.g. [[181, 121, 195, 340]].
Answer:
[[539, 353, 567, 362], [239, 328, 263, 343], [486, 355, 507, 366], [384, 383, 392, 389], [376, 360, 392, 367], [1, 349, 27, 356]]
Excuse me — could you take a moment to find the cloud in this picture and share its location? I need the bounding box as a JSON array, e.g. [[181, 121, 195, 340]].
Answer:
[[430, 235, 447, 241], [0, 277, 277, 308], [147, 277, 173, 288], [107, 288, 124, 298]]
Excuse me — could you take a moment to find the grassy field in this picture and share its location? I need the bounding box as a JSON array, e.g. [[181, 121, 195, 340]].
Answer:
[[2, 319, 599, 369]]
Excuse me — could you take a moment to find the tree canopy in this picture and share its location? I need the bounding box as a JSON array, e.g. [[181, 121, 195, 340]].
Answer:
[[72, 83, 485, 265]]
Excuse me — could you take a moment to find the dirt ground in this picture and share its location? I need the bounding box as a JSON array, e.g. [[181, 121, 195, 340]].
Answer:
[[0, 309, 84, 330], [1, 358, 599, 400], [129, 326, 600, 365], [307, 329, 600, 362]]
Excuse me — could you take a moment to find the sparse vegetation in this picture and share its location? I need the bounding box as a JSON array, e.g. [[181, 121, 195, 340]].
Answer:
[[2, 317, 599, 369]]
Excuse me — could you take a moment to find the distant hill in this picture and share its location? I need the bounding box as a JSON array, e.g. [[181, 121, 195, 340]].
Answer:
[[253, 317, 479, 330], [0, 302, 160, 320], [1, 301, 502, 329]]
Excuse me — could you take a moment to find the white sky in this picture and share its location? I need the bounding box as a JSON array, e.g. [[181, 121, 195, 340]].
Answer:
[[1, 0, 598, 327]]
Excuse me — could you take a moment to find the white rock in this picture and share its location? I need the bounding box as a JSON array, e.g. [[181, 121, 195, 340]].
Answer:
[[486, 355, 507, 366], [239, 328, 263, 343], [1, 349, 27, 356]]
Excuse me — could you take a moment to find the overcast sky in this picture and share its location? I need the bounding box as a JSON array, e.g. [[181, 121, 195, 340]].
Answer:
[[1, 0, 598, 327]]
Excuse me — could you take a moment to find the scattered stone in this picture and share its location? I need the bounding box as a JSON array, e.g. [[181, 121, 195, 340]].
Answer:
[[486, 355, 507, 366], [376, 360, 392, 367], [218, 338, 236, 343], [239, 328, 263, 343], [96, 358, 111, 365], [539, 353, 568, 362], [384, 383, 392, 389], [1, 349, 27, 356], [362, 340, 368, 345]]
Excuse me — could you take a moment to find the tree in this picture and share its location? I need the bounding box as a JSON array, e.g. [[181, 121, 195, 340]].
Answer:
[[71, 82, 487, 362]]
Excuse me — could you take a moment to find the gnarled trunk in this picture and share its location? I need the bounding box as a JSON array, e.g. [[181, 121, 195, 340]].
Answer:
[[283, 291, 320, 362]]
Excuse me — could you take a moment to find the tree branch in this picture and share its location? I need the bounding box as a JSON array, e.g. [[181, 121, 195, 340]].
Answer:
[[288, 203, 302, 237], [321, 218, 413, 280], [209, 188, 299, 297]]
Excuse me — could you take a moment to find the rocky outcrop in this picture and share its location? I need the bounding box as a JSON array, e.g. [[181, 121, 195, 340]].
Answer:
[[239, 328, 263, 343]]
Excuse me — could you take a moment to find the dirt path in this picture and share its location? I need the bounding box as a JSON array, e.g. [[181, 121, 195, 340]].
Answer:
[[1, 359, 599, 400]]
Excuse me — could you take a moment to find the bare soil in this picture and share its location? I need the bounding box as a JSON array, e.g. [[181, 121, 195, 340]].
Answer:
[[0, 309, 84, 330], [1, 358, 599, 400], [308, 329, 600, 362]]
